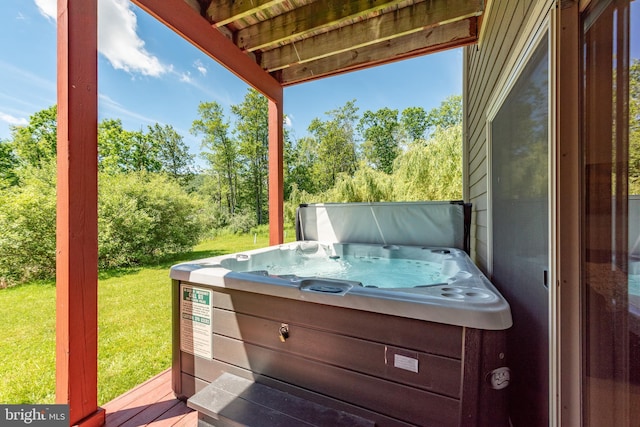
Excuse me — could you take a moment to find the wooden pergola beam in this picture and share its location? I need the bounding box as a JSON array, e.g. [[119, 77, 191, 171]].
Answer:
[[236, 0, 408, 52], [206, 0, 286, 28], [281, 17, 477, 85], [260, 0, 481, 71], [133, 0, 282, 103], [56, 0, 104, 425]]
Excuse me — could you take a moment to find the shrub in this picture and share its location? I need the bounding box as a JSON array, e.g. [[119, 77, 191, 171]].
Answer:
[[226, 210, 257, 235], [0, 170, 207, 284], [0, 165, 56, 286], [199, 203, 230, 239], [98, 172, 205, 268]]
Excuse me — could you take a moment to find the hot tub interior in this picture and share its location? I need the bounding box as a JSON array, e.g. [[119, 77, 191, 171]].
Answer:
[[219, 242, 461, 289]]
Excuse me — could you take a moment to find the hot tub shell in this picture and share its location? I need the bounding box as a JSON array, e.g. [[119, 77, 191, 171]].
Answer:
[[171, 202, 512, 426]]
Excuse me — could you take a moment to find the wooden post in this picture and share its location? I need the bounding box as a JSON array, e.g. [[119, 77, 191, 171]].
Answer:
[[556, 2, 581, 425], [268, 93, 284, 245], [56, 0, 104, 425]]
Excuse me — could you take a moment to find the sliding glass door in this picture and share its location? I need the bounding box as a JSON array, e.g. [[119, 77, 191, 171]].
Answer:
[[490, 29, 550, 427], [581, 0, 639, 424]]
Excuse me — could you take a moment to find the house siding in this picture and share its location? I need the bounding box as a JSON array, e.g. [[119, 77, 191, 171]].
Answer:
[[464, 0, 539, 273]]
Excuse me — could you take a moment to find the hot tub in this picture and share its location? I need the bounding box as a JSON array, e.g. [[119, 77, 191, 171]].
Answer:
[[171, 241, 512, 427], [172, 241, 511, 331]]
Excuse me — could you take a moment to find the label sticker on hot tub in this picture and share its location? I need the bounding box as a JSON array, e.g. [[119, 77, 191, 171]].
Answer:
[[385, 346, 419, 373], [394, 354, 419, 373], [180, 285, 213, 359]]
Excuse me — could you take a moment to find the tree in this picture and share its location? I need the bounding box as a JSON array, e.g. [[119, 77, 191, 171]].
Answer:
[[147, 123, 195, 184], [231, 89, 270, 224], [99, 120, 192, 178], [400, 106, 428, 142], [0, 140, 19, 188], [308, 100, 359, 191], [98, 118, 136, 173], [393, 124, 463, 200], [285, 136, 319, 196], [129, 129, 162, 173], [424, 95, 462, 138], [191, 101, 240, 215], [358, 107, 400, 174], [11, 105, 57, 169], [320, 165, 394, 202], [0, 106, 205, 284]]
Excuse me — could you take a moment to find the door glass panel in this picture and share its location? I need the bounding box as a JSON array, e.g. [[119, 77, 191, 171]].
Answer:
[[491, 33, 549, 427], [582, 0, 639, 425]]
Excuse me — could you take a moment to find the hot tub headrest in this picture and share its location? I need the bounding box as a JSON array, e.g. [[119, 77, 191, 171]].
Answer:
[[296, 201, 471, 254]]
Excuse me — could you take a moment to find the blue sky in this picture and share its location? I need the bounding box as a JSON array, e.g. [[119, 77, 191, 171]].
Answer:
[[0, 0, 462, 157]]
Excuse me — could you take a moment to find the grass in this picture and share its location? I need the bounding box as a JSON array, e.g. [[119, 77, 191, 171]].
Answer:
[[0, 280, 57, 403], [0, 232, 292, 405]]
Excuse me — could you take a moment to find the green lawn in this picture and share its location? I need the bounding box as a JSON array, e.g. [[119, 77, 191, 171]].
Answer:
[[0, 233, 289, 405]]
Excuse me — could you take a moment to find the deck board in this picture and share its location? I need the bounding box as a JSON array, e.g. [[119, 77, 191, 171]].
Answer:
[[103, 369, 196, 427]]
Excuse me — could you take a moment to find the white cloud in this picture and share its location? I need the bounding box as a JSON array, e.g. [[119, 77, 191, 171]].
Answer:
[[98, 93, 122, 107], [0, 112, 28, 127], [34, 0, 169, 77], [99, 0, 168, 76], [0, 61, 56, 95], [179, 71, 192, 83], [284, 116, 293, 128], [194, 59, 207, 76], [98, 92, 160, 125], [34, 0, 55, 20]]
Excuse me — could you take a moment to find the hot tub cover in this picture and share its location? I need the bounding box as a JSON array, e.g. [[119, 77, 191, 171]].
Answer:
[[296, 201, 471, 252]]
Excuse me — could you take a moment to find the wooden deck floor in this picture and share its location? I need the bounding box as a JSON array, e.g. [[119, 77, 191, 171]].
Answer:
[[102, 369, 197, 427]]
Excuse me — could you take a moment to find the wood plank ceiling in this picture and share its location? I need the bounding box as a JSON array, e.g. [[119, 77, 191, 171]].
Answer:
[[183, 0, 485, 86]]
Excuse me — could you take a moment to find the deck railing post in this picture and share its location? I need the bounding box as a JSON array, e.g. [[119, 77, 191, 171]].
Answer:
[[268, 92, 284, 245], [56, 0, 104, 425]]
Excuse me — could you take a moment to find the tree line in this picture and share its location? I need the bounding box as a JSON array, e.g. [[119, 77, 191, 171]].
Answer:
[[193, 90, 463, 227], [0, 89, 463, 286]]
